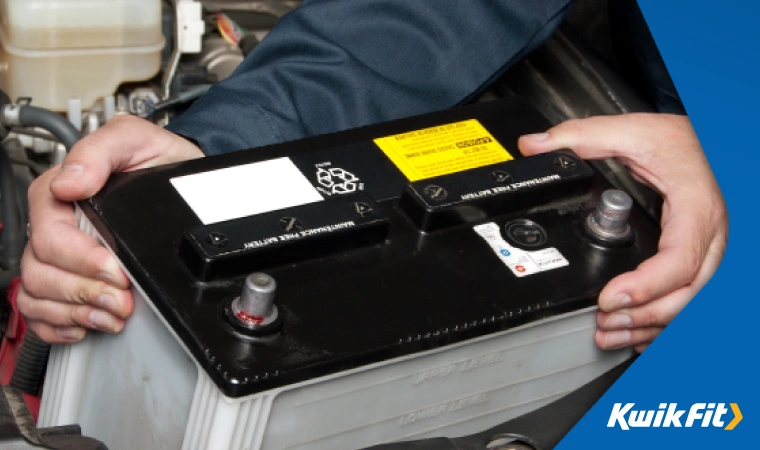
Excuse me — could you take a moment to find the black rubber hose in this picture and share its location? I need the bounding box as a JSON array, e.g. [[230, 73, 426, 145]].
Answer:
[[0, 142, 22, 270], [9, 330, 51, 396], [10, 155, 45, 177], [18, 105, 81, 150], [150, 84, 211, 115], [14, 168, 29, 232]]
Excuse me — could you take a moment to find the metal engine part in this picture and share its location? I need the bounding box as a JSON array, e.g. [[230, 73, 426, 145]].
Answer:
[[200, 37, 245, 82], [1, 0, 302, 170]]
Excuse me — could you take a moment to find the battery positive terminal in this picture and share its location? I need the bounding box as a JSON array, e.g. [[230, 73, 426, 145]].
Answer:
[[584, 189, 635, 246]]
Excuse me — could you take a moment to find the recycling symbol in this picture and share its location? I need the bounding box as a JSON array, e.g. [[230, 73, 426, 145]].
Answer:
[[316, 167, 360, 195]]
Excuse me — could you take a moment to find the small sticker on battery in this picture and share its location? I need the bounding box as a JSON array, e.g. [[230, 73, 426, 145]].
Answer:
[[374, 119, 513, 181], [473, 222, 568, 277]]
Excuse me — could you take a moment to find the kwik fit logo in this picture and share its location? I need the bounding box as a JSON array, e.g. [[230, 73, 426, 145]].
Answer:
[[608, 403, 742, 430]]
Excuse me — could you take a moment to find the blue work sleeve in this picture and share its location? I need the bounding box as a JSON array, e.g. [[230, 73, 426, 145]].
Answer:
[[166, 0, 574, 155]]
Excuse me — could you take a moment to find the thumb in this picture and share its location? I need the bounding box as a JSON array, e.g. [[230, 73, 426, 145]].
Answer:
[[518, 115, 649, 160], [50, 115, 198, 201]]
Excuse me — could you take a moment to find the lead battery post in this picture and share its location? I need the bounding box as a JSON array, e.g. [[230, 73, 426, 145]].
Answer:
[[228, 272, 281, 334], [584, 189, 635, 246]]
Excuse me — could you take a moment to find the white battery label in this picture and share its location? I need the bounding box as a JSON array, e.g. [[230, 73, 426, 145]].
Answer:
[[170, 157, 324, 225], [473, 222, 569, 277]]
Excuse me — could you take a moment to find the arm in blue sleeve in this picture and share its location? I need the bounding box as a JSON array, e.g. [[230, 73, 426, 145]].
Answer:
[[166, 0, 574, 155]]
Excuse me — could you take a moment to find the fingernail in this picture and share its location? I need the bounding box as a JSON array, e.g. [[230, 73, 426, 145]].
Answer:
[[103, 257, 120, 274], [603, 330, 631, 349], [100, 258, 128, 289], [53, 164, 84, 183], [55, 327, 85, 341], [89, 310, 116, 332], [98, 293, 122, 316], [605, 293, 631, 310], [604, 313, 632, 329], [522, 132, 549, 142], [97, 271, 116, 284]]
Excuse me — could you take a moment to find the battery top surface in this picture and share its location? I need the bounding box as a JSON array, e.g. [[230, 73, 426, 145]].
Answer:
[[81, 97, 659, 398]]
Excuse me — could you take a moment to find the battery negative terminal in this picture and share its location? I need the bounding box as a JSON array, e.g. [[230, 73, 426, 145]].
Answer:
[[229, 273, 281, 333]]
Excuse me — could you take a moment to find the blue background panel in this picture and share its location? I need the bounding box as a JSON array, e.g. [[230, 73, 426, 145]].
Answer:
[[559, 1, 758, 448]]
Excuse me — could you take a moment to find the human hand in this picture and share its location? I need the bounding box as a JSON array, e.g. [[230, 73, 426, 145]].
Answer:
[[19, 115, 204, 343], [518, 113, 727, 353]]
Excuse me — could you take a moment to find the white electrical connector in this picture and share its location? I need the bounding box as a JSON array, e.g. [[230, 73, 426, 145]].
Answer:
[[177, 0, 205, 54]]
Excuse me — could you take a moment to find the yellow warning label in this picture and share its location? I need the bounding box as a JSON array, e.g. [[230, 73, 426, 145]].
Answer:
[[374, 119, 513, 181]]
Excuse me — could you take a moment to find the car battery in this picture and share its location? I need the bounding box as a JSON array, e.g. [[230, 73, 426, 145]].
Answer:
[[37, 97, 659, 450]]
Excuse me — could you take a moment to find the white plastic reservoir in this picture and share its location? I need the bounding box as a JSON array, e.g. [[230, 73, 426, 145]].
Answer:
[[0, 0, 164, 110]]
